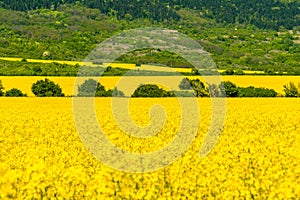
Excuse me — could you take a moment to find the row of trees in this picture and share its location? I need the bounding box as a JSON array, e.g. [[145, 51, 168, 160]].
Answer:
[[0, 0, 180, 22], [0, 79, 299, 98], [178, 78, 300, 98], [1, 0, 299, 30]]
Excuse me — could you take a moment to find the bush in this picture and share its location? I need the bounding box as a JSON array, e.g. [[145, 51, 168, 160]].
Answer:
[[179, 78, 192, 90], [0, 80, 4, 96], [222, 68, 235, 75], [5, 88, 27, 97], [32, 66, 42, 73], [77, 79, 99, 97], [221, 81, 239, 97], [31, 78, 65, 97], [208, 84, 223, 97], [234, 69, 245, 75], [173, 90, 196, 97], [238, 86, 277, 97], [191, 68, 200, 75], [112, 87, 125, 97], [77, 79, 124, 97], [179, 78, 212, 97], [283, 82, 299, 97], [132, 84, 175, 97]]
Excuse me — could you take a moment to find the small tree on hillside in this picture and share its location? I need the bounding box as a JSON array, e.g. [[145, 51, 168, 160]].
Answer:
[[31, 78, 65, 97], [0, 80, 4, 96]]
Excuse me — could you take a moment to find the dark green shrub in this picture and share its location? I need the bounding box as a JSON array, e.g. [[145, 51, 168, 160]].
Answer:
[[178, 78, 192, 90], [283, 82, 299, 97], [220, 81, 239, 97], [31, 78, 65, 97], [238, 86, 277, 97], [112, 87, 125, 97], [77, 79, 124, 97], [173, 91, 195, 97], [234, 69, 245, 75], [0, 80, 4, 96], [179, 78, 209, 97], [5, 88, 27, 97], [208, 84, 223, 97], [132, 84, 175, 97], [222, 68, 234, 75], [188, 79, 209, 97]]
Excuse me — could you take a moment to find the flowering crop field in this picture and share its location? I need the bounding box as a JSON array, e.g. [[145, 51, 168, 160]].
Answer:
[[0, 97, 299, 199], [1, 76, 299, 96]]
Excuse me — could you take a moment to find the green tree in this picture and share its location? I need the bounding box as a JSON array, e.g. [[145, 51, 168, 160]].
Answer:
[[189, 79, 209, 97], [238, 86, 277, 97], [264, 68, 275, 75], [208, 84, 222, 97], [77, 79, 123, 97], [0, 80, 4, 96], [221, 81, 239, 97], [112, 87, 125, 97], [222, 69, 234, 75], [132, 84, 175, 97], [5, 88, 27, 97], [283, 82, 299, 97], [77, 79, 98, 97], [178, 78, 192, 90], [31, 78, 65, 97], [191, 68, 200, 75], [234, 69, 245, 75]]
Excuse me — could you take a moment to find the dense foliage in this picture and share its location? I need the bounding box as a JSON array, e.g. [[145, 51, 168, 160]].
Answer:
[[237, 86, 277, 97], [31, 78, 65, 97], [221, 81, 278, 97], [0, 80, 4, 96], [1, 0, 299, 30], [4, 88, 27, 97], [179, 79, 279, 97], [0, 3, 299, 74], [221, 81, 239, 97], [131, 84, 175, 97], [283, 82, 300, 97], [77, 78, 124, 97]]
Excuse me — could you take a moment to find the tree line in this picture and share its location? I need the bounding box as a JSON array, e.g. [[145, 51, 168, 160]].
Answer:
[[0, 78, 299, 98], [0, 0, 299, 30]]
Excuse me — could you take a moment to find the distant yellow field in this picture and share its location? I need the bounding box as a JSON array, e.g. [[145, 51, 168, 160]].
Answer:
[[0, 57, 274, 74], [103, 63, 136, 69], [0, 57, 193, 73], [0, 57, 92, 66], [0, 76, 299, 96]]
